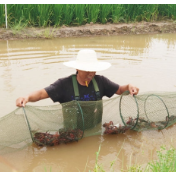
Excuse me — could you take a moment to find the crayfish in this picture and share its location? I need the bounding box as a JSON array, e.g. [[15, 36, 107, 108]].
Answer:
[[103, 121, 130, 134], [33, 128, 83, 146]]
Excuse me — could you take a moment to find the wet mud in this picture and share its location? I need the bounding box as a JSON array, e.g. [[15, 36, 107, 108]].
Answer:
[[0, 21, 176, 40]]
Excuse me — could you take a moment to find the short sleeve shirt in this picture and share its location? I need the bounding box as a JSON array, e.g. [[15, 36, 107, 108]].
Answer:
[[44, 75, 119, 104]]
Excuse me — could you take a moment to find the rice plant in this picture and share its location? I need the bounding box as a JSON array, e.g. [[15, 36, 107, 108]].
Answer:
[[1, 4, 176, 28], [52, 4, 64, 26], [0, 4, 5, 27], [86, 4, 100, 23], [112, 4, 124, 23], [7, 4, 23, 25], [99, 4, 112, 24], [158, 4, 176, 19], [74, 4, 86, 25], [123, 4, 136, 22], [129, 4, 158, 22], [158, 4, 168, 17], [6, 4, 29, 27], [36, 4, 53, 27], [23, 4, 38, 26], [62, 4, 75, 25], [169, 4, 176, 20]]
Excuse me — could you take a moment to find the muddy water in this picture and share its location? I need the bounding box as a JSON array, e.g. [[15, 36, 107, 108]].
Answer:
[[0, 34, 176, 171]]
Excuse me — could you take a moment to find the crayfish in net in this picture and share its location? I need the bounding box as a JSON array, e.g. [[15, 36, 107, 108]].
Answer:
[[125, 116, 171, 130], [33, 128, 83, 146], [103, 121, 130, 134], [126, 116, 160, 130]]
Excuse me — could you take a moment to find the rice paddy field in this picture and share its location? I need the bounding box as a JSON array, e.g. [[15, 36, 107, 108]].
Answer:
[[0, 4, 176, 27], [0, 4, 176, 172]]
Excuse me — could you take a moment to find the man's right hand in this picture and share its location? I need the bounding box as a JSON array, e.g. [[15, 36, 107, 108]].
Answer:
[[16, 89, 49, 107], [16, 96, 29, 107]]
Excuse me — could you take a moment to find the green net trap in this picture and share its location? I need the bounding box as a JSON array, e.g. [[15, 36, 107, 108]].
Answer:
[[0, 91, 176, 155]]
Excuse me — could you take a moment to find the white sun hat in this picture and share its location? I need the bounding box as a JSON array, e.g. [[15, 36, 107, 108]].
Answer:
[[63, 49, 111, 71]]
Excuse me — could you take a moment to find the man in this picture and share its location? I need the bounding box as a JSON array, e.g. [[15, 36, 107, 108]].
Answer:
[[16, 49, 139, 107]]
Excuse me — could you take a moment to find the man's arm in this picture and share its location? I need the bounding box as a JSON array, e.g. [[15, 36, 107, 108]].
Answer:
[[116, 84, 139, 95], [16, 89, 49, 107]]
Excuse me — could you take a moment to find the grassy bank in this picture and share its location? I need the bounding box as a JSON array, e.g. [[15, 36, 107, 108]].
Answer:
[[0, 4, 176, 28], [127, 146, 176, 172], [92, 145, 176, 172]]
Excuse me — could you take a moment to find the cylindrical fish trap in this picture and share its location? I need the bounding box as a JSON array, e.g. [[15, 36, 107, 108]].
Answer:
[[24, 102, 85, 147], [1, 91, 176, 155], [119, 91, 176, 131]]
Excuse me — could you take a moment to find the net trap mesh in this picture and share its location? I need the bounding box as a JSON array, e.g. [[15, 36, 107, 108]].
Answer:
[[0, 91, 176, 154]]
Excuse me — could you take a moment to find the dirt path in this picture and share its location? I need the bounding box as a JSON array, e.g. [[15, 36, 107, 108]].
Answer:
[[0, 21, 176, 40]]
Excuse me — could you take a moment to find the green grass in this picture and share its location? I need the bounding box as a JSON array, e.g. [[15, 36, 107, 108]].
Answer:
[[93, 145, 105, 172], [8, 17, 28, 35], [92, 140, 125, 172], [1, 4, 176, 28], [146, 146, 176, 172], [91, 145, 176, 172], [127, 146, 176, 172], [40, 144, 176, 172], [43, 27, 56, 39], [92, 144, 121, 172], [44, 166, 52, 172]]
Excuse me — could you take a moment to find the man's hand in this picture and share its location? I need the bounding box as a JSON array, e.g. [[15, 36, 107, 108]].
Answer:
[[16, 89, 49, 107], [116, 84, 139, 95], [128, 84, 139, 95], [16, 96, 29, 107]]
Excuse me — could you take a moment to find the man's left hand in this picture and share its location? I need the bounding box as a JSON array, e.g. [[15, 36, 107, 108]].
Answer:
[[128, 84, 139, 95]]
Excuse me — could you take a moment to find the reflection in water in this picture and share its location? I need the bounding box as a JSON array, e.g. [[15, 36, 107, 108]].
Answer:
[[0, 33, 176, 171]]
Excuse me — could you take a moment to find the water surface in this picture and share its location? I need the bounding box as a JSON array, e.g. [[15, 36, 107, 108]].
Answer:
[[0, 34, 176, 171]]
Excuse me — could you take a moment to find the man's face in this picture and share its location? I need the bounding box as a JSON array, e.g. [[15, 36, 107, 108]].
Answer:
[[77, 70, 96, 83]]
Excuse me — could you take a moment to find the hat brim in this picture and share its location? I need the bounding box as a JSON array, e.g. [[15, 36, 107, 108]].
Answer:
[[63, 61, 111, 71]]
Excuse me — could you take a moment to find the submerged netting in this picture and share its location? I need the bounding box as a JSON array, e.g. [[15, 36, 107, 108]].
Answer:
[[0, 91, 176, 155]]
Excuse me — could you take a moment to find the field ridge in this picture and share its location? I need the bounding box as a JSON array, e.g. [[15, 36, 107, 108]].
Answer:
[[0, 21, 176, 40]]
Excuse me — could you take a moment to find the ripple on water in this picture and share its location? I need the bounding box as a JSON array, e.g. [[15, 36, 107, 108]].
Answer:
[[0, 34, 176, 171]]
